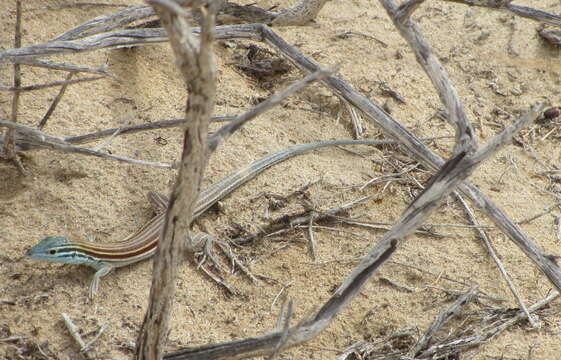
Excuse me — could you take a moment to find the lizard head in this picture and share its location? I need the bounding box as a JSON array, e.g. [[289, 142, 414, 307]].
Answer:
[[26, 236, 74, 263]]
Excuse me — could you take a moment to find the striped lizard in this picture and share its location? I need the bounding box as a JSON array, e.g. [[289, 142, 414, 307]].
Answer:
[[26, 139, 389, 298]]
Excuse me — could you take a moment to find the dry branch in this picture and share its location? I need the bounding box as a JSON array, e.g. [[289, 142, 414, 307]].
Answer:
[[418, 291, 559, 358], [136, 1, 218, 358], [0, 62, 328, 165], [340, 290, 558, 359], [231, 22, 561, 291], [385, 0, 537, 328], [50, 0, 330, 43], [382, 0, 476, 155], [65, 116, 233, 143], [2, 0, 560, 65], [53, 5, 156, 41], [0, 115, 234, 152]]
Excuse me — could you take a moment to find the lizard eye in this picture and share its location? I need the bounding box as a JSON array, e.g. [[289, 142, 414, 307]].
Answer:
[[49, 249, 57, 255]]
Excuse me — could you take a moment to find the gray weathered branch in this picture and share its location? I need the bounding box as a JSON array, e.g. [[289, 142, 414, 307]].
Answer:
[[136, 0, 217, 358]]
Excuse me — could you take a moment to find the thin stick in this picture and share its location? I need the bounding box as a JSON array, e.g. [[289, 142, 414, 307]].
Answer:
[[93, 127, 121, 152], [307, 214, 317, 261], [379, 277, 416, 293], [330, 216, 447, 238], [409, 286, 478, 357], [198, 264, 237, 295], [61, 313, 87, 351], [268, 300, 293, 360], [2, 0, 22, 170], [208, 68, 331, 152], [0, 74, 109, 92], [62, 115, 235, 145], [216, 242, 260, 284], [38, 71, 76, 130], [344, 99, 363, 139], [81, 323, 108, 353], [234, 195, 376, 245], [271, 281, 294, 311], [335, 216, 493, 230], [0, 120, 173, 168], [13, 58, 110, 75], [455, 193, 536, 327], [425, 285, 506, 302]]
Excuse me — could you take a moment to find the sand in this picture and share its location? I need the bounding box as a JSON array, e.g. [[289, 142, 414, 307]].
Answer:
[[1, 0, 560, 359]]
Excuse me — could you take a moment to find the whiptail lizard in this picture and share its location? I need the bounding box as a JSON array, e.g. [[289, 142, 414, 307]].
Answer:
[[26, 139, 390, 297]]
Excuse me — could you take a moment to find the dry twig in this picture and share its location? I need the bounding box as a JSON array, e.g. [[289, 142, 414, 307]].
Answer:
[[61, 313, 88, 354], [2, 0, 24, 172], [408, 286, 478, 357], [0, 74, 109, 92], [0, 120, 174, 168], [455, 193, 536, 327], [37, 71, 75, 130]]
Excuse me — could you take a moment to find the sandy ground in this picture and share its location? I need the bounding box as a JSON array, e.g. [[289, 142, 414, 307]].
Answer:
[[1, 0, 560, 359]]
